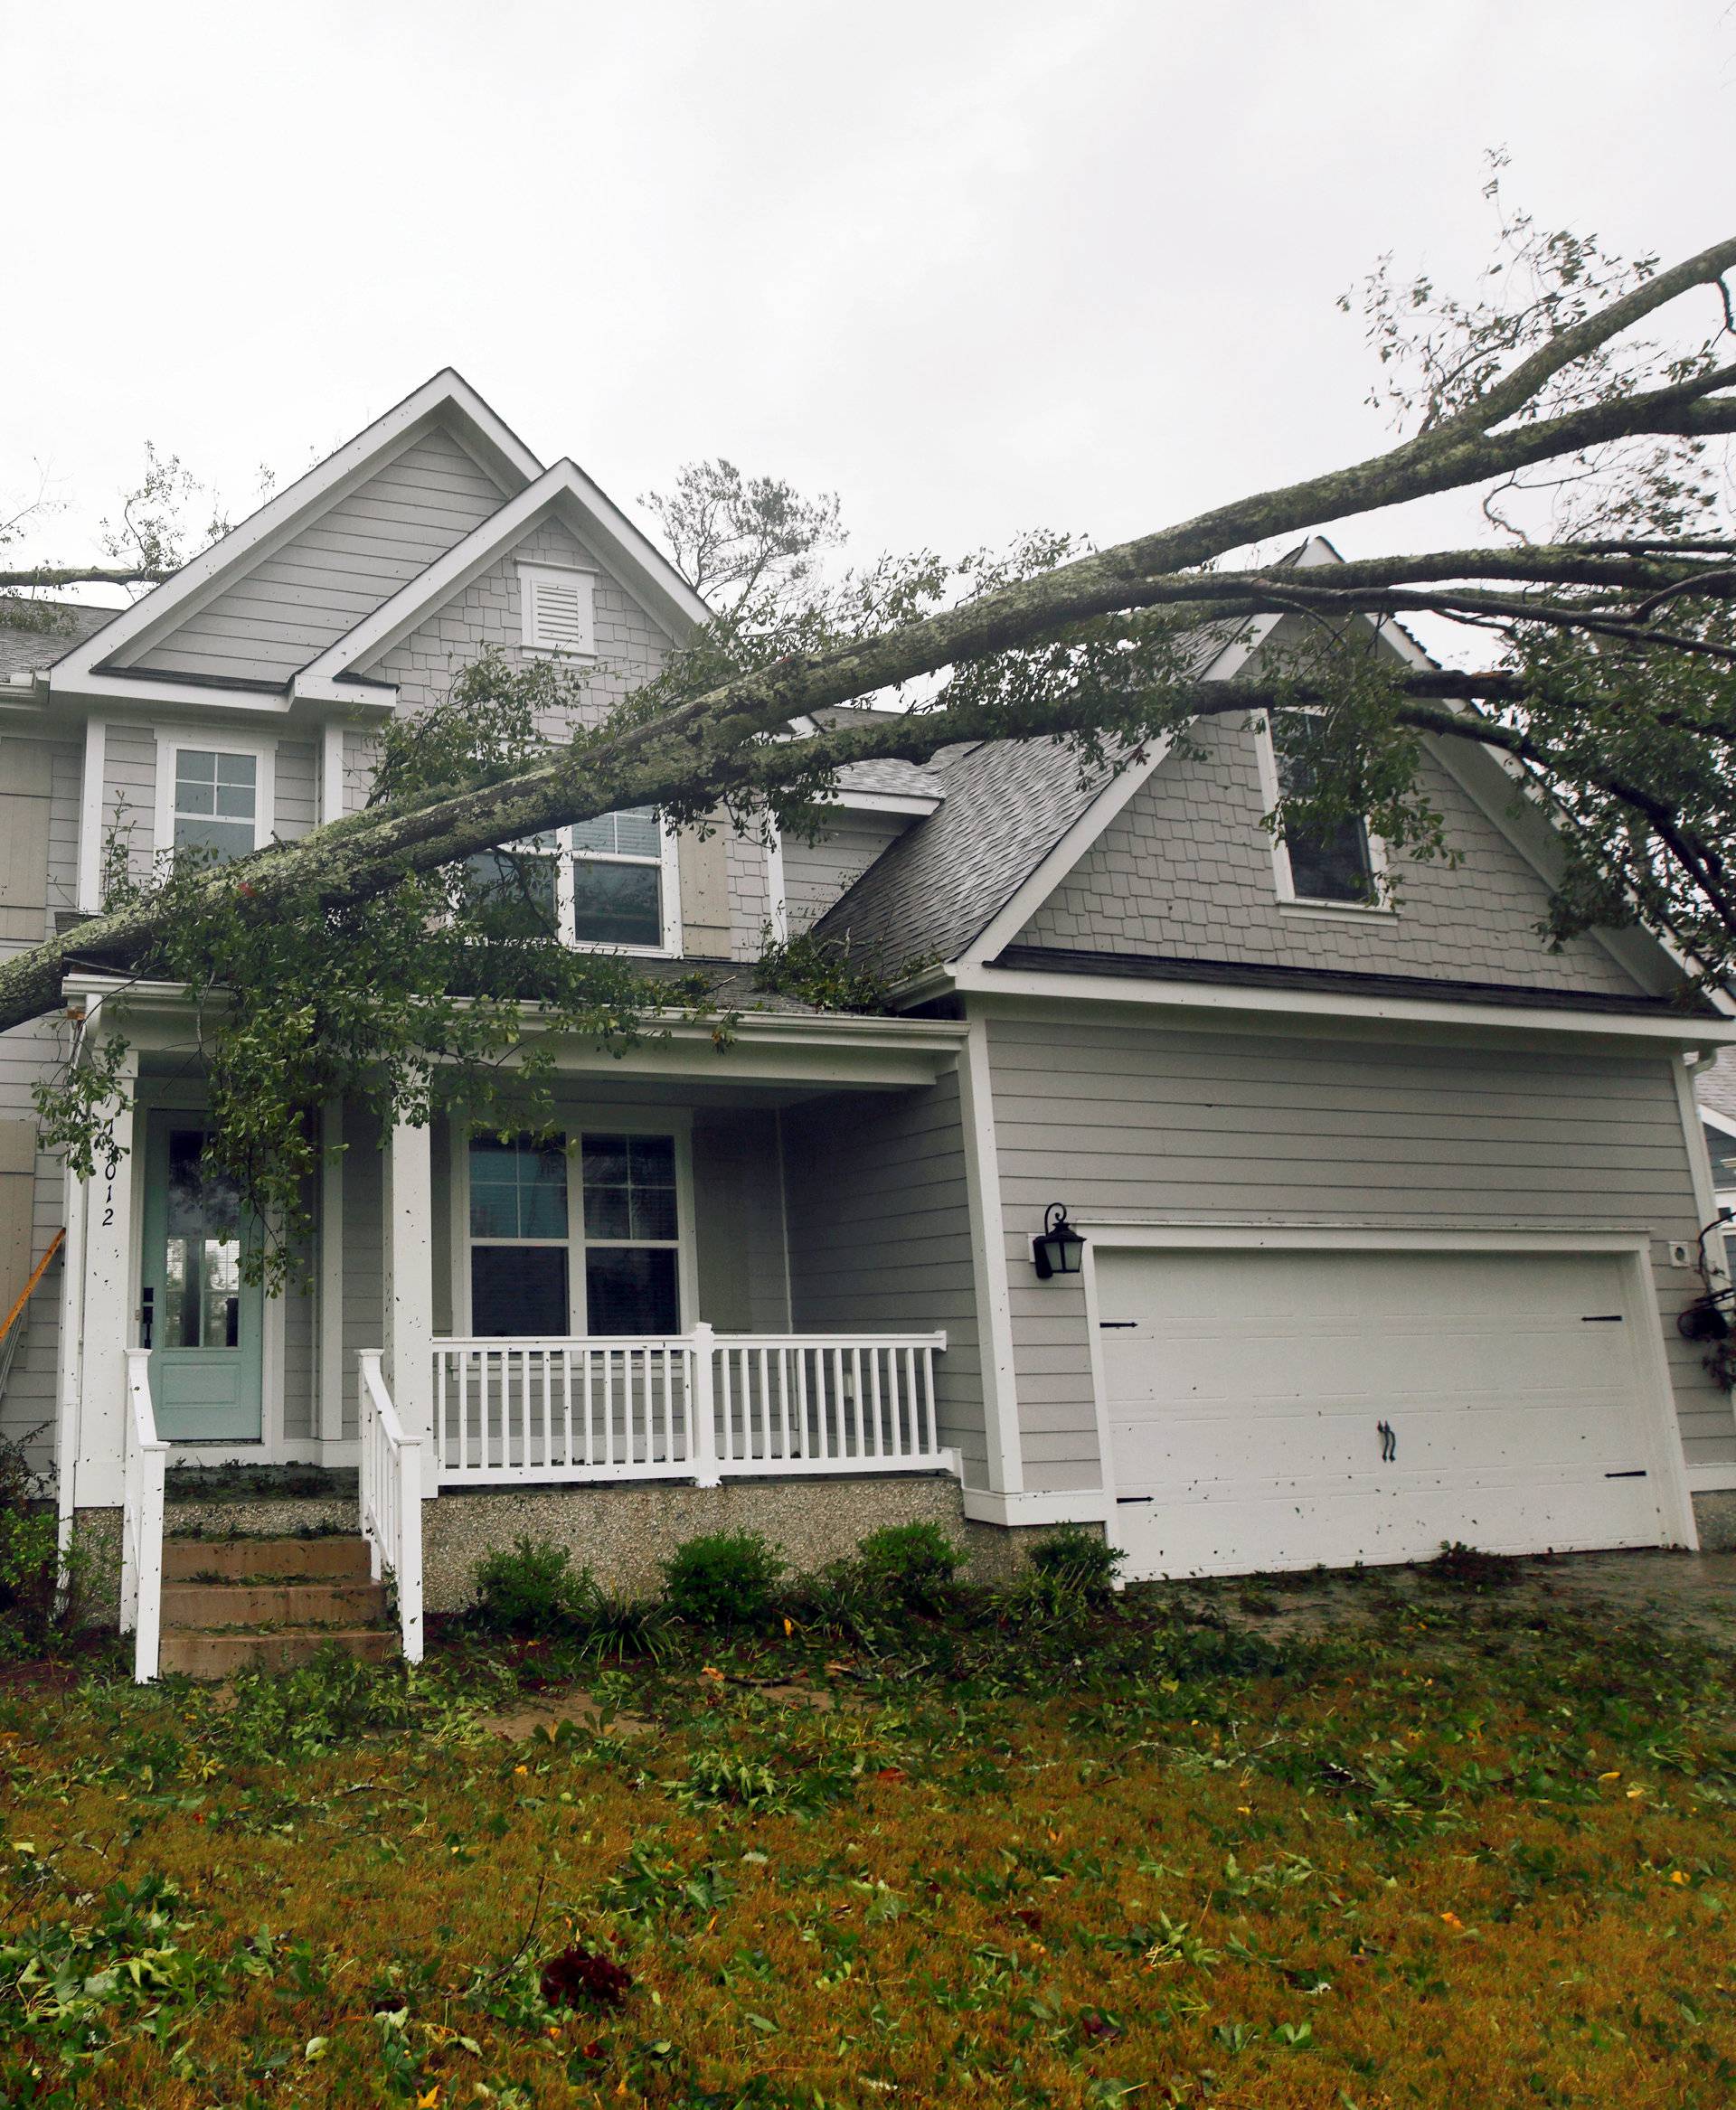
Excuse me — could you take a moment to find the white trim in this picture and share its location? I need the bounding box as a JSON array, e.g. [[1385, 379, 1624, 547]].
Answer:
[[832, 788, 941, 818], [517, 560, 598, 657], [294, 459, 711, 689], [319, 723, 347, 824], [1071, 1218, 1699, 1556], [555, 810, 682, 958], [957, 1011, 1023, 1493], [317, 1097, 345, 1450], [773, 1106, 795, 1328], [948, 964, 1736, 1045], [47, 372, 541, 692], [961, 1487, 1112, 1527], [1250, 704, 1392, 910], [1698, 1102, 1736, 1144], [765, 823, 788, 943], [151, 729, 278, 866], [76, 714, 106, 910], [1686, 1465, 1736, 1493]]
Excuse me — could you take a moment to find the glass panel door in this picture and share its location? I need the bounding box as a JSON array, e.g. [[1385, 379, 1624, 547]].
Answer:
[[140, 1117, 264, 1442]]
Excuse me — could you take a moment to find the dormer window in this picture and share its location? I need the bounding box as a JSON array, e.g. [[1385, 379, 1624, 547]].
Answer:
[[1254, 711, 1389, 912], [518, 561, 596, 656]]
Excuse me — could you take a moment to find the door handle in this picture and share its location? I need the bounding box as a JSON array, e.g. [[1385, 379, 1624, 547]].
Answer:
[[1376, 1418, 1397, 1464], [140, 1287, 154, 1351]]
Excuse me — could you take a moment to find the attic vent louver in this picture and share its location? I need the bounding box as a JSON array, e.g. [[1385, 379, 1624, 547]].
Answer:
[[519, 562, 597, 656]]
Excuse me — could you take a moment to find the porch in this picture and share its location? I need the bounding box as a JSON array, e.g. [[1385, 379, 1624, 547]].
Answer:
[[68, 979, 979, 1678]]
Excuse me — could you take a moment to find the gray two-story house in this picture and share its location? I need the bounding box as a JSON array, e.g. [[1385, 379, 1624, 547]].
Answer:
[[2, 371, 1731, 1674]]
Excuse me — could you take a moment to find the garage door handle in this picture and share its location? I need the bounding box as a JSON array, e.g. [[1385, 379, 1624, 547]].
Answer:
[[1376, 1418, 1397, 1463], [1116, 1494, 1154, 1504], [1099, 1321, 1137, 1330], [1604, 1469, 1647, 1479]]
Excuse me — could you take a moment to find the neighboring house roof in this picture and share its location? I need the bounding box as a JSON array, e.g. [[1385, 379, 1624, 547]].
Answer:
[[1700, 1048, 1736, 1126], [0, 598, 118, 677]]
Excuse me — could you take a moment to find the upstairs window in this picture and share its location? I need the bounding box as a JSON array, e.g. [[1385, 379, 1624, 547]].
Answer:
[[157, 739, 271, 867], [462, 807, 675, 954], [569, 806, 666, 948], [518, 562, 596, 656], [1260, 711, 1385, 909]]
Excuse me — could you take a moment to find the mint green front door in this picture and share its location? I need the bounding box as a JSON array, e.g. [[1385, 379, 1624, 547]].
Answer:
[[140, 1118, 264, 1443]]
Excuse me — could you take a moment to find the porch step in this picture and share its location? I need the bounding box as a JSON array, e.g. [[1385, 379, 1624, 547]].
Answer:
[[158, 1533, 395, 1679], [158, 1627, 401, 1679], [160, 1579, 388, 1628], [163, 1536, 373, 1583]]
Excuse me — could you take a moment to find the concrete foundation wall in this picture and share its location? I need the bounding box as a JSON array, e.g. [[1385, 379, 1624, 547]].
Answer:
[[1694, 1490, 1736, 1551]]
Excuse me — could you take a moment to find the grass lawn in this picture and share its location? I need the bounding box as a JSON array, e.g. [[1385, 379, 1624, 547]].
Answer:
[[4, 1554, 1735, 2108]]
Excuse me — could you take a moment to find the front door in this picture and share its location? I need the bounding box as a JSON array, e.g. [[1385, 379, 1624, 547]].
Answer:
[[140, 1118, 264, 1443]]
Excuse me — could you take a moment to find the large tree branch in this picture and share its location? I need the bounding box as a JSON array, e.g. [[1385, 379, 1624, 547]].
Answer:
[[1, 565, 164, 592]]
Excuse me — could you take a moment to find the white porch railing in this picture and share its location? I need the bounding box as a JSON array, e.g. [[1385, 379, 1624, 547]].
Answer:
[[432, 1324, 951, 1488], [357, 1350, 424, 1663], [119, 1347, 167, 1684]]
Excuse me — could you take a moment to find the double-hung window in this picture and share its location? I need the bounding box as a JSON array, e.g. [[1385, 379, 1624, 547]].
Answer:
[[1257, 711, 1385, 909], [464, 806, 675, 954], [466, 1129, 684, 1337], [157, 739, 272, 866]]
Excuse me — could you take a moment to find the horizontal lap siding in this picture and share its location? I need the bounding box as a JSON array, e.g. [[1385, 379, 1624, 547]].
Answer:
[[104, 721, 156, 879], [133, 428, 508, 682], [693, 1111, 790, 1332], [783, 814, 908, 936], [986, 1013, 1734, 1490], [782, 1072, 986, 1479]]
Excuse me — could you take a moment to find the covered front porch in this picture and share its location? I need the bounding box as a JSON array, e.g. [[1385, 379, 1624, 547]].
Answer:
[[61, 980, 978, 1676]]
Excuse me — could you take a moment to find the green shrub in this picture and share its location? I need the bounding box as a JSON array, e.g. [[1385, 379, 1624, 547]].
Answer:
[[0, 1428, 61, 1658], [854, 1521, 961, 1614], [1027, 1525, 1123, 1609], [470, 1536, 597, 1636], [661, 1530, 784, 1628]]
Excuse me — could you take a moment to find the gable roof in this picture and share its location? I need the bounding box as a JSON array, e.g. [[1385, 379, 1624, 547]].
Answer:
[[810, 616, 1255, 967], [291, 457, 711, 702], [46, 371, 544, 705], [815, 541, 1723, 1013]]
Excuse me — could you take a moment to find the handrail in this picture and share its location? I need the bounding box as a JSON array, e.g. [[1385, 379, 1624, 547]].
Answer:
[[119, 1348, 167, 1684], [0, 1227, 65, 1412], [357, 1350, 424, 1663], [0, 1226, 64, 1346]]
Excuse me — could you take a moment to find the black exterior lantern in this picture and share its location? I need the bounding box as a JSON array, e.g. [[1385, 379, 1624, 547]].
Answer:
[[1032, 1202, 1085, 1280]]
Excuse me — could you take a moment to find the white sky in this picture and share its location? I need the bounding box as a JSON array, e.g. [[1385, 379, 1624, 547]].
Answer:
[[4, 0, 1734, 603]]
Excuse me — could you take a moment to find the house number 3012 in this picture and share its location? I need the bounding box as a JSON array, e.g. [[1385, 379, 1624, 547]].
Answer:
[[100, 1150, 118, 1229]]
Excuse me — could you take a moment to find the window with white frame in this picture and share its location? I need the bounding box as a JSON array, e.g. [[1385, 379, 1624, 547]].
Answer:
[[463, 806, 675, 953], [466, 1129, 683, 1337], [518, 561, 596, 656], [158, 739, 271, 866], [1257, 710, 1385, 909], [569, 806, 667, 948]]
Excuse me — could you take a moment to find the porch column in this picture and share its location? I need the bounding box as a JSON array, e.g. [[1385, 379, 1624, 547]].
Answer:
[[316, 1098, 346, 1455], [72, 1033, 139, 1508], [382, 1114, 436, 1488]]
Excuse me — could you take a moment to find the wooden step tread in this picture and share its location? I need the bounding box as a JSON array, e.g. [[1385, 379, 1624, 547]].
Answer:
[[159, 1627, 400, 1679], [163, 1536, 371, 1583], [161, 1579, 389, 1629]]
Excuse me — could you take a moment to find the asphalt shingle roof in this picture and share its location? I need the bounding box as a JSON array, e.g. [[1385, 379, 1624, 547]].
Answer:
[[0, 598, 119, 678]]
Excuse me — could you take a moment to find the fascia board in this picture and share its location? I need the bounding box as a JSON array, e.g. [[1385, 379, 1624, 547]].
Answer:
[[1700, 1103, 1736, 1142], [49, 669, 291, 714], [296, 463, 710, 688], [831, 788, 942, 817], [48, 372, 542, 686], [950, 961, 1736, 1045]]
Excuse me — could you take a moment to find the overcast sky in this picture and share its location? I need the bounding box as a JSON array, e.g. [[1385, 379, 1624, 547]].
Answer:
[[5, 0, 1733, 603]]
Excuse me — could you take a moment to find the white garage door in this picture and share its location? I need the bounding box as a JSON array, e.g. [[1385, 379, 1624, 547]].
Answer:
[[1097, 1245, 1677, 1579]]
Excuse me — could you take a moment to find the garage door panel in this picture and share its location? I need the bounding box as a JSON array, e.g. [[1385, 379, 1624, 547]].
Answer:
[[1099, 1245, 1672, 1579]]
